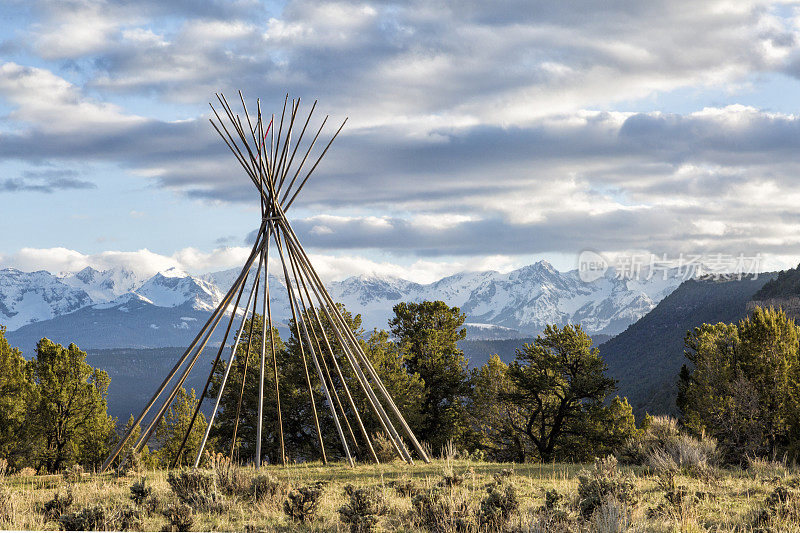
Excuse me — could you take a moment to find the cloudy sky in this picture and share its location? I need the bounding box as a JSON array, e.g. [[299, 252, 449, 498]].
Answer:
[[2, 0, 800, 282]]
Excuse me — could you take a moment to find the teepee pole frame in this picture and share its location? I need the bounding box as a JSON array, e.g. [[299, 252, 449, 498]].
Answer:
[[102, 92, 429, 472]]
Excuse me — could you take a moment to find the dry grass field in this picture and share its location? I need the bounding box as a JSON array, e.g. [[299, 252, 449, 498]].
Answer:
[[0, 456, 799, 532]]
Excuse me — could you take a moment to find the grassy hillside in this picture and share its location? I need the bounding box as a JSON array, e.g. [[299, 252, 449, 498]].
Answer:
[[1, 458, 798, 531], [600, 275, 774, 420]]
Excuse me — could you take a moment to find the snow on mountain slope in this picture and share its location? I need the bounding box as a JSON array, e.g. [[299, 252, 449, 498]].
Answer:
[[0, 260, 687, 344], [464, 323, 527, 340], [0, 268, 92, 330], [133, 269, 222, 310], [322, 261, 685, 336], [60, 266, 144, 302]]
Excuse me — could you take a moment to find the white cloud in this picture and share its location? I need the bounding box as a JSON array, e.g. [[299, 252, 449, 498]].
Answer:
[[0, 247, 179, 276], [30, 0, 123, 59], [5, 0, 800, 270], [0, 245, 523, 284], [305, 252, 521, 283], [0, 62, 144, 133]]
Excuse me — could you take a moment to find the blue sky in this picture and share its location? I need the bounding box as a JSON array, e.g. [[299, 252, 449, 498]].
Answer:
[[3, 0, 800, 282]]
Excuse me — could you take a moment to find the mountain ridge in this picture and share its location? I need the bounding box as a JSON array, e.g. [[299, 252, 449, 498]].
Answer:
[[599, 273, 776, 420], [2, 261, 688, 351]]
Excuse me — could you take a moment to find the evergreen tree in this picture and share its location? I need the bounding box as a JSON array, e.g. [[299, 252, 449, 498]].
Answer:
[[153, 387, 207, 467], [0, 326, 31, 469], [113, 414, 155, 469], [505, 324, 629, 462], [679, 306, 800, 460], [210, 313, 298, 465], [27, 339, 115, 472], [359, 328, 424, 436], [390, 301, 470, 450], [469, 354, 529, 461]]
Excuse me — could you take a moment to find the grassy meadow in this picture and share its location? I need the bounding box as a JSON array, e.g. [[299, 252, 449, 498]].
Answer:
[[1, 456, 799, 532]]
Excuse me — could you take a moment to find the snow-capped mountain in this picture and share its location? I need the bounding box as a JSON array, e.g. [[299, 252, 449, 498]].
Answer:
[[0, 269, 92, 330], [133, 268, 222, 310], [60, 266, 144, 303], [2, 260, 687, 350], [324, 261, 683, 337]]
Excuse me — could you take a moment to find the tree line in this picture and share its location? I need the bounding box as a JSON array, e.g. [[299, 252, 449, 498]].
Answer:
[[1, 300, 797, 473]]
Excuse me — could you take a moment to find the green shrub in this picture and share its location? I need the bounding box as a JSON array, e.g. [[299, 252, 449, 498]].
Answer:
[[617, 415, 720, 476], [167, 469, 225, 513], [751, 486, 800, 529], [391, 478, 422, 497], [588, 497, 631, 533], [142, 494, 161, 516], [62, 464, 84, 483], [492, 468, 514, 483], [479, 483, 519, 531], [437, 471, 465, 488], [115, 504, 142, 531], [215, 463, 251, 497], [162, 502, 194, 532], [130, 477, 152, 505], [534, 488, 570, 524], [411, 489, 472, 533], [283, 483, 324, 522], [338, 484, 387, 533], [41, 490, 73, 521], [647, 472, 703, 521], [59, 504, 110, 531], [616, 436, 649, 466], [250, 472, 286, 503], [748, 456, 791, 480], [372, 432, 399, 463], [577, 456, 636, 518], [542, 489, 561, 511]]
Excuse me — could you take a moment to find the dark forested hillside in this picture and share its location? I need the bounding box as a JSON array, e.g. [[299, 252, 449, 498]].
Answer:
[[748, 265, 800, 321], [86, 347, 212, 425], [459, 334, 612, 368], [752, 264, 800, 299], [7, 300, 216, 353], [600, 275, 775, 420], [459, 338, 535, 368]]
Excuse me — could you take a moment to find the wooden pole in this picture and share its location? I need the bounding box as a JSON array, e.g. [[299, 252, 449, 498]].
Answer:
[[265, 238, 286, 465], [270, 221, 327, 464], [283, 230, 354, 466], [277, 222, 409, 462], [255, 234, 269, 467], [101, 221, 266, 472], [229, 270, 259, 461], [284, 239, 365, 455], [275, 98, 300, 196], [193, 238, 267, 467]]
